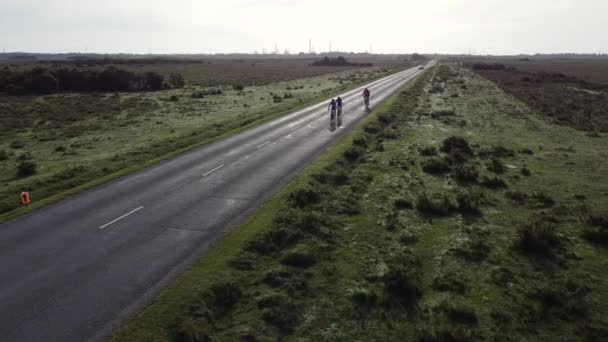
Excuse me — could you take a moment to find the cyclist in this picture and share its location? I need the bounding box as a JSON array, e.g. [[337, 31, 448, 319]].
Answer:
[[328, 98, 337, 116], [362, 88, 371, 109], [336, 96, 343, 127]]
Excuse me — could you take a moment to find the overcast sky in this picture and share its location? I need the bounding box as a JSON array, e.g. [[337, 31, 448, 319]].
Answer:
[[1, 0, 606, 55]]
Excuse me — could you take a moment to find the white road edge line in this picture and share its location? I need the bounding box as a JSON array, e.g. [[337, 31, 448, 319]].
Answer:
[[256, 141, 271, 149], [203, 164, 225, 177], [99, 206, 144, 229], [231, 160, 242, 167]]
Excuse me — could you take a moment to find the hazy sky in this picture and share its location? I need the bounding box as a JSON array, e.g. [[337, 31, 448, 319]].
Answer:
[[1, 0, 606, 55]]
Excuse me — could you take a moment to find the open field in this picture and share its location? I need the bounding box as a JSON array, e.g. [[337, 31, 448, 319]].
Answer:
[[0, 58, 409, 215], [113, 64, 607, 341], [462, 59, 608, 132]]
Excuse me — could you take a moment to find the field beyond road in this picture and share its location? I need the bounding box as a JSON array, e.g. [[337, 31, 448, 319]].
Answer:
[[0, 57, 408, 216], [113, 63, 607, 341]]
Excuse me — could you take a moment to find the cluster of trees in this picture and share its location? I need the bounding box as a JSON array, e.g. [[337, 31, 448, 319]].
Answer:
[[312, 56, 373, 67], [0, 66, 185, 95]]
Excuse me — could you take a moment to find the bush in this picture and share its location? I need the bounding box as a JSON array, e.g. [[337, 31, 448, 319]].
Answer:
[[419, 146, 438, 156], [521, 165, 532, 176], [281, 246, 316, 268], [54, 145, 66, 153], [433, 272, 467, 294], [442, 136, 473, 155], [399, 231, 418, 244], [456, 191, 481, 215], [169, 95, 179, 102], [272, 95, 283, 103], [583, 212, 608, 245], [0, 150, 8, 161], [350, 288, 378, 310], [257, 294, 299, 333], [487, 158, 505, 174], [343, 146, 365, 162], [416, 192, 457, 216], [481, 176, 508, 189], [517, 216, 560, 255], [431, 109, 456, 118], [17, 160, 37, 178], [288, 187, 322, 208], [168, 73, 185, 88], [394, 198, 413, 210], [10, 141, 24, 149], [422, 157, 451, 175], [352, 136, 369, 147], [232, 84, 244, 91], [453, 164, 479, 183], [205, 281, 242, 316], [383, 250, 422, 305], [283, 92, 293, 99]]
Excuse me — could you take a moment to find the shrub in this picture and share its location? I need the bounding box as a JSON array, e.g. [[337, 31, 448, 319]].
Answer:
[[583, 212, 608, 245], [258, 294, 299, 333], [202, 281, 242, 316], [168, 73, 185, 88], [272, 95, 283, 103], [17, 160, 37, 178], [0, 150, 8, 161], [481, 176, 508, 189], [17, 152, 33, 161], [344, 146, 365, 162], [521, 165, 532, 176], [394, 198, 413, 210], [433, 272, 467, 294], [456, 191, 481, 215], [478, 145, 515, 158], [431, 109, 456, 118], [399, 231, 418, 244], [283, 92, 293, 99], [453, 164, 479, 183], [54, 145, 66, 153], [416, 192, 457, 216], [442, 136, 472, 154], [419, 146, 438, 156], [169, 95, 179, 102], [10, 141, 24, 149], [352, 136, 369, 147], [531, 192, 555, 208], [422, 157, 451, 175], [349, 288, 378, 310], [517, 216, 560, 255], [288, 187, 321, 208], [383, 250, 422, 305], [232, 84, 244, 91], [281, 246, 316, 268], [442, 136, 474, 164], [487, 158, 505, 174], [245, 227, 301, 255], [505, 191, 528, 204]]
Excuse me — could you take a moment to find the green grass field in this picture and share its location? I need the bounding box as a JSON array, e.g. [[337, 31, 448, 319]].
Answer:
[[0, 66, 396, 217], [113, 64, 608, 341]]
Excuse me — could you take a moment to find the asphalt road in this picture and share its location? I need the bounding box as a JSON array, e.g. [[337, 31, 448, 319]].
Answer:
[[0, 62, 432, 341]]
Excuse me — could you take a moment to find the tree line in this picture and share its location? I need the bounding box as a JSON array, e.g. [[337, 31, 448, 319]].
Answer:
[[0, 66, 185, 95]]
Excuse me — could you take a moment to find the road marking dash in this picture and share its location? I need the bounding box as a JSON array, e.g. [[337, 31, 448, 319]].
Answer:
[[256, 141, 270, 149], [99, 206, 144, 229], [231, 160, 242, 166], [203, 164, 225, 177]]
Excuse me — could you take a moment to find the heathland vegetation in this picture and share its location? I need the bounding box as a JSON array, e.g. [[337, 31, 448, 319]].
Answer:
[[113, 64, 607, 341], [0, 57, 407, 217]]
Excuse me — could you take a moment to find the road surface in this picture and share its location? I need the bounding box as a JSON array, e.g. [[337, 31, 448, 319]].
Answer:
[[0, 63, 431, 341]]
